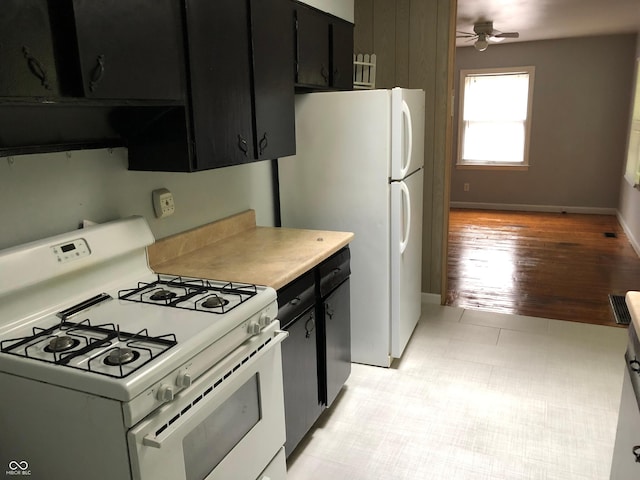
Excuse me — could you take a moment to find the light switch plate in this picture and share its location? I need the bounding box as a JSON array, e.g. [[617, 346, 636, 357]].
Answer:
[[152, 188, 175, 218]]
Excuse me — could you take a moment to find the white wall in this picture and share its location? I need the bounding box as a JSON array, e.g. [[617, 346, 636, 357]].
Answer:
[[297, 0, 354, 22], [0, 148, 275, 250], [618, 33, 640, 255]]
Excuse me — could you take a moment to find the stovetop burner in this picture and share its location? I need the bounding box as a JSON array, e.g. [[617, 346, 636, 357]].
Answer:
[[201, 295, 229, 309], [45, 335, 80, 353], [149, 289, 177, 301], [104, 347, 140, 366]]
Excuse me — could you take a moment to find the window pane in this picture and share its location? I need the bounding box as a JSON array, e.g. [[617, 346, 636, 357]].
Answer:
[[462, 120, 525, 163], [463, 73, 530, 121]]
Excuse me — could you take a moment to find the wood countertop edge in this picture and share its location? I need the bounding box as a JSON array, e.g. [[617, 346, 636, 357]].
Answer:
[[627, 291, 640, 333]]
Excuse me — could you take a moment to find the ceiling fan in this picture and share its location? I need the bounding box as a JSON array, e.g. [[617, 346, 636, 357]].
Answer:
[[456, 21, 520, 51]]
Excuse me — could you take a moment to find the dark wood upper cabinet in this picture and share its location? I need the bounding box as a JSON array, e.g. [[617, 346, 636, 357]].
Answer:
[[293, 2, 353, 91], [0, 0, 185, 102], [183, 0, 255, 170], [295, 4, 330, 88], [250, 0, 296, 161], [134, 0, 295, 171], [0, 0, 60, 98], [330, 20, 354, 91], [0, 0, 295, 168], [69, 0, 185, 101]]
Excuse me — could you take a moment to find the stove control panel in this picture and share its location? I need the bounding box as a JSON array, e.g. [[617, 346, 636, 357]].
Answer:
[[51, 238, 91, 264]]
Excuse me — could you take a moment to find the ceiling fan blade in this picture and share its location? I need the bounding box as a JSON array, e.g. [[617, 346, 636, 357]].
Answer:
[[456, 31, 476, 38], [494, 32, 519, 38]]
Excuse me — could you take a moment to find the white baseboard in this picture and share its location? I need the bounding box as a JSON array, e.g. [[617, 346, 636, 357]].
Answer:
[[450, 202, 617, 215], [421, 292, 441, 304], [616, 211, 640, 258]]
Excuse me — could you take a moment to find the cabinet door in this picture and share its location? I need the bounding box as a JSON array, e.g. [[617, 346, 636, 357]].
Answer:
[[281, 309, 323, 457], [184, 0, 254, 170], [330, 20, 354, 91], [611, 366, 640, 479], [250, 0, 296, 160], [295, 5, 329, 88], [71, 0, 184, 100], [0, 0, 59, 97], [323, 279, 351, 407]]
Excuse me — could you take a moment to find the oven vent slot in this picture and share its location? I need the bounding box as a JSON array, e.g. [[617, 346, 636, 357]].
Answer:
[[152, 336, 272, 440]]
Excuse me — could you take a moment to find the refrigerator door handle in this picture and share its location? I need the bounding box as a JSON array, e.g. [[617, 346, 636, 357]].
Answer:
[[400, 100, 413, 178], [400, 181, 411, 254]]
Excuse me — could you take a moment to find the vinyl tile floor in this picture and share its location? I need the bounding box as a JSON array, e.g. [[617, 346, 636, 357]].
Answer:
[[286, 303, 628, 480]]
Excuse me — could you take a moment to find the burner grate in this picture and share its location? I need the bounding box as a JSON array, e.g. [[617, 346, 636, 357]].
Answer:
[[118, 275, 258, 314], [0, 319, 177, 378]]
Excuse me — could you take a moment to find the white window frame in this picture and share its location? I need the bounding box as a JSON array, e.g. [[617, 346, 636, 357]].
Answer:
[[457, 66, 535, 170], [624, 58, 640, 189]]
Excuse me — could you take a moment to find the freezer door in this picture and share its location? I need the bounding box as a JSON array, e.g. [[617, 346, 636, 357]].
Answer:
[[390, 168, 424, 358], [391, 88, 426, 180]]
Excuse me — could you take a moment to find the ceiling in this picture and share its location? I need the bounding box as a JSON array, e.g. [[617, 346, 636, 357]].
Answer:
[[456, 0, 640, 48]]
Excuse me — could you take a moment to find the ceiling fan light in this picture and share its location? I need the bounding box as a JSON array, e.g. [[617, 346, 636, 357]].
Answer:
[[474, 36, 489, 51]]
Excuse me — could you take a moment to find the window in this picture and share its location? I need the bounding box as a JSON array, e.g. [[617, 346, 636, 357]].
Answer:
[[624, 59, 640, 189], [457, 66, 535, 169]]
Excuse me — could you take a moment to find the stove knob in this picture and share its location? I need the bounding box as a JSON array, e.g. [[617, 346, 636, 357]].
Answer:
[[259, 312, 273, 327], [247, 322, 261, 335], [157, 384, 175, 402], [176, 371, 192, 388]]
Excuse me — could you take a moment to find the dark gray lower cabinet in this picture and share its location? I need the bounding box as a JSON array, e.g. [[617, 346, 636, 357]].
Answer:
[[278, 247, 351, 458], [280, 308, 323, 455], [322, 278, 351, 407]]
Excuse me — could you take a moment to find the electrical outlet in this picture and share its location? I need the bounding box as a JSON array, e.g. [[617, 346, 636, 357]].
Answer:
[[152, 188, 175, 218], [464, 183, 470, 192]]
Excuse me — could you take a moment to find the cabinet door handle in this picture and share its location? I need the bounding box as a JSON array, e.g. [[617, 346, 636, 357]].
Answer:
[[321, 65, 329, 82], [22, 46, 51, 90], [325, 303, 334, 319], [290, 297, 300, 306], [89, 54, 106, 92], [258, 132, 268, 156], [305, 314, 315, 338], [630, 359, 640, 373], [334, 68, 340, 81], [237, 135, 248, 156], [633, 445, 640, 462]]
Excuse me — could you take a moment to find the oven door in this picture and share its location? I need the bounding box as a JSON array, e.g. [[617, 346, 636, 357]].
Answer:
[[128, 323, 287, 480]]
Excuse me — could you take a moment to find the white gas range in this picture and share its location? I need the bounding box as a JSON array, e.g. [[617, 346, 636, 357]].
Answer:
[[0, 217, 287, 480]]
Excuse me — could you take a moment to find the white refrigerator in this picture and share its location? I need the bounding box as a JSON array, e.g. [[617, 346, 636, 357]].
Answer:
[[278, 87, 425, 367]]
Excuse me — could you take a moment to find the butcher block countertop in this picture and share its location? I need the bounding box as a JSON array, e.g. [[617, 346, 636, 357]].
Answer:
[[628, 291, 640, 333], [147, 210, 354, 290]]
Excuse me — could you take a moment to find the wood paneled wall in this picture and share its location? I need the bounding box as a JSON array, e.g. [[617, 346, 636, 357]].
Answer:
[[354, 0, 456, 297]]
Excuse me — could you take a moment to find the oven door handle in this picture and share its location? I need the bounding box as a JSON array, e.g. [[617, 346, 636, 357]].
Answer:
[[141, 328, 288, 449]]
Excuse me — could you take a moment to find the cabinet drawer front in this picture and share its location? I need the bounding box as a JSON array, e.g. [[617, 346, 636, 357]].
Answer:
[[277, 271, 315, 328], [318, 247, 351, 297]]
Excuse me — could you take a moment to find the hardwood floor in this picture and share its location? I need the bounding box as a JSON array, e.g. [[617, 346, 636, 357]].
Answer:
[[445, 209, 640, 327]]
